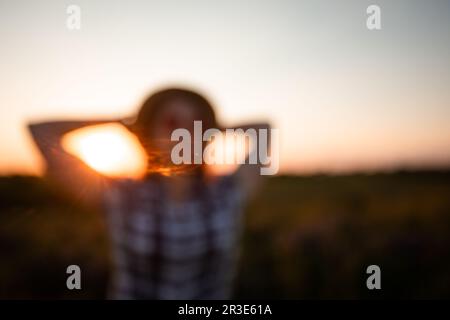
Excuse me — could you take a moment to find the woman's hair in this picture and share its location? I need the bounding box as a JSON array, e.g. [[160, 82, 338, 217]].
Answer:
[[133, 88, 217, 146], [131, 88, 218, 175]]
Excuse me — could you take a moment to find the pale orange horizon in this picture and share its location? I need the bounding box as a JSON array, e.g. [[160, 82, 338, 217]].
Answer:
[[1, 0, 450, 176]]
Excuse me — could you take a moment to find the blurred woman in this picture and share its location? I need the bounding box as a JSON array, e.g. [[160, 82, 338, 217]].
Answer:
[[28, 88, 270, 299]]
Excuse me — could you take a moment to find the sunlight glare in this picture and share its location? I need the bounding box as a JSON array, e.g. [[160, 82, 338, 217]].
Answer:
[[205, 131, 249, 176], [62, 123, 147, 178]]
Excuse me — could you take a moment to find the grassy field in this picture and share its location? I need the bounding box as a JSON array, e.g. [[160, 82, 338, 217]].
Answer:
[[1, 171, 450, 299]]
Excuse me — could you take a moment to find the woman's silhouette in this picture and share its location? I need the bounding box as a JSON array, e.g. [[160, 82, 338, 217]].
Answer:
[[28, 88, 270, 299]]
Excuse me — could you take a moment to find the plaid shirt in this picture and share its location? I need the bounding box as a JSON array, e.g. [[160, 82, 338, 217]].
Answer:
[[103, 173, 245, 299]]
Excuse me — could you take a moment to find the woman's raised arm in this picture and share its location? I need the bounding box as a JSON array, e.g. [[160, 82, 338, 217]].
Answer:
[[28, 119, 120, 209], [225, 122, 272, 198]]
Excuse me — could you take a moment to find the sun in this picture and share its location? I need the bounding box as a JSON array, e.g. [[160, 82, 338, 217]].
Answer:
[[62, 123, 147, 178], [204, 131, 249, 176]]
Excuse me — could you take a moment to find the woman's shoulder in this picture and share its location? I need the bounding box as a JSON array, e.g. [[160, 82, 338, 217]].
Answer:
[[207, 172, 246, 200], [103, 176, 163, 201]]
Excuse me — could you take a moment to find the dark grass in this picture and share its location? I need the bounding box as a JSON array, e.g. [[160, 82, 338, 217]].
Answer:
[[1, 170, 450, 299]]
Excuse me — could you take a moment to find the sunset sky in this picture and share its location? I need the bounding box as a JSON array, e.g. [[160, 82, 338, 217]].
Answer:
[[1, 0, 450, 175]]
